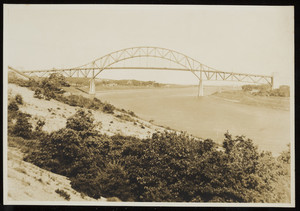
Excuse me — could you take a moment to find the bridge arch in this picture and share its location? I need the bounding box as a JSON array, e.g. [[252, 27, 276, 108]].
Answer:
[[73, 46, 211, 80]]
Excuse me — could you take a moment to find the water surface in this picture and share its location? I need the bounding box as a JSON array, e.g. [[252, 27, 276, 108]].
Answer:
[[96, 86, 290, 155]]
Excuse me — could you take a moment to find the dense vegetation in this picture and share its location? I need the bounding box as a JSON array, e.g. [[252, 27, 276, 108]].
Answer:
[[242, 84, 290, 97], [16, 109, 290, 203]]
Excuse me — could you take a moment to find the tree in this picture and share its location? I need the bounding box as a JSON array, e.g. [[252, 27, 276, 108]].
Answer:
[[66, 109, 95, 131], [13, 112, 33, 139], [48, 73, 70, 87]]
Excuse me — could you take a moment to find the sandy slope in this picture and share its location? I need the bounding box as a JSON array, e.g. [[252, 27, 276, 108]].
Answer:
[[7, 146, 106, 202], [7, 83, 164, 137]]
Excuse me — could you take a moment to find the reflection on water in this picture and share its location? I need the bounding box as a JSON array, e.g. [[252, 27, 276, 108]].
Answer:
[[96, 86, 290, 156]]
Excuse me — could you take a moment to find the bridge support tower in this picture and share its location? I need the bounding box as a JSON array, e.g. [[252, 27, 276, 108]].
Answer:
[[198, 70, 204, 97], [89, 78, 96, 95], [271, 72, 279, 89]]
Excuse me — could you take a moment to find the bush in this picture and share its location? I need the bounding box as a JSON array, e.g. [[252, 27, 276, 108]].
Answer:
[[103, 103, 115, 114], [93, 161, 133, 201], [8, 76, 39, 88], [116, 114, 134, 122], [66, 109, 94, 131], [15, 94, 23, 105], [55, 189, 70, 201], [278, 85, 290, 97], [8, 101, 19, 112], [35, 119, 45, 131], [48, 73, 70, 87], [128, 110, 137, 117], [242, 85, 253, 91], [34, 88, 43, 99], [13, 112, 33, 139]]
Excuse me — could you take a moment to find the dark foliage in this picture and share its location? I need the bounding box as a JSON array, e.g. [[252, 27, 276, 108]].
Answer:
[[8, 101, 19, 112], [55, 189, 71, 201], [49, 73, 70, 87], [33, 88, 43, 99], [25, 116, 290, 203], [57, 94, 103, 110], [103, 103, 115, 114], [35, 119, 46, 131], [66, 109, 95, 131], [15, 94, 23, 105], [13, 112, 33, 139], [8, 76, 39, 88]]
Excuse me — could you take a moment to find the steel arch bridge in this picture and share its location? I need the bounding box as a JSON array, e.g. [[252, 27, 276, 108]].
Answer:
[[8, 46, 274, 96]]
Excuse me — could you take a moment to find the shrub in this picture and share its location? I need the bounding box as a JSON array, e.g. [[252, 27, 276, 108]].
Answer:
[[94, 161, 133, 201], [8, 76, 39, 88], [242, 85, 253, 91], [15, 94, 23, 105], [278, 145, 290, 164], [34, 88, 43, 99], [66, 109, 94, 131], [48, 73, 70, 87], [43, 88, 56, 101], [278, 85, 290, 97], [59, 95, 104, 110], [128, 110, 137, 117], [103, 103, 115, 114], [116, 114, 134, 122], [8, 101, 19, 112], [35, 119, 46, 131], [55, 189, 70, 201], [13, 112, 33, 139]]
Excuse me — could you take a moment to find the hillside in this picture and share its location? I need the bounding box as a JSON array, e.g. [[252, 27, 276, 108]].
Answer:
[[212, 90, 290, 111], [6, 83, 174, 202], [7, 83, 165, 138]]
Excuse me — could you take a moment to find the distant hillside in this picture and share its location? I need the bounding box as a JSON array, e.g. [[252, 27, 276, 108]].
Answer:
[[212, 89, 290, 111], [66, 78, 168, 88]]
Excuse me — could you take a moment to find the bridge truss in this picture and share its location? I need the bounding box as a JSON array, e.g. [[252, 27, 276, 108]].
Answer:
[[8, 46, 274, 96]]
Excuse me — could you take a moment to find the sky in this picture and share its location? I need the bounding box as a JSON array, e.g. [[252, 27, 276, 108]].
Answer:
[[4, 5, 294, 86]]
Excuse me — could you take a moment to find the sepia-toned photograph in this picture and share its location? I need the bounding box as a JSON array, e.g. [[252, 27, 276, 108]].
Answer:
[[3, 4, 294, 207]]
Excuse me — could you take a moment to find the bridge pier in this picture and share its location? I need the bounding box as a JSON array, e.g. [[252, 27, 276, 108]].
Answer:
[[198, 79, 204, 97], [198, 71, 204, 97], [271, 72, 279, 89], [89, 78, 96, 95]]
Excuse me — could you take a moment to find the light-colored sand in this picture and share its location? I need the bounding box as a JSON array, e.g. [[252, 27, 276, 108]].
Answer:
[[7, 146, 107, 202], [7, 83, 165, 138]]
